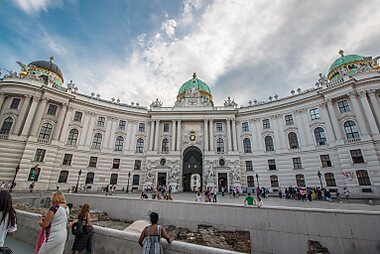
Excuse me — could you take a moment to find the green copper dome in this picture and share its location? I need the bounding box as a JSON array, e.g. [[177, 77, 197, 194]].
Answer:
[[328, 54, 364, 73], [178, 74, 211, 94], [327, 50, 368, 80]]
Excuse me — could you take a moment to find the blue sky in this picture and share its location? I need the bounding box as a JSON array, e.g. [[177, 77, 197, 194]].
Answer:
[[1, 0, 380, 106]]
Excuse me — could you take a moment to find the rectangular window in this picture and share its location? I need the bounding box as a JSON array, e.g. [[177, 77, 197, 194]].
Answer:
[[296, 174, 306, 187], [34, 149, 46, 162], [245, 161, 253, 171], [324, 173, 336, 187], [338, 100, 350, 113], [310, 108, 320, 120], [58, 171, 69, 183], [320, 154, 332, 167], [285, 114, 294, 125], [247, 176, 255, 187], [97, 116, 105, 126], [263, 119, 270, 129], [134, 160, 141, 170], [119, 120, 126, 130], [88, 156, 98, 167], [132, 175, 140, 185], [138, 123, 145, 132], [74, 111, 83, 122], [350, 149, 364, 164], [112, 158, 120, 169], [293, 157, 303, 169], [356, 170, 371, 186], [47, 104, 58, 116], [270, 175, 279, 187], [163, 123, 170, 132], [242, 122, 249, 132], [216, 122, 223, 132], [268, 159, 276, 170], [62, 154, 73, 166], [10, 98, 21, 109], [85, 173, 94, 184]]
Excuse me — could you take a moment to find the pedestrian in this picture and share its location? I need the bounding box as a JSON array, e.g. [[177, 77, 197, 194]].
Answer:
[[105, 184, 109, 196], [221, 186, 225, 197], [344, 188, 350, 203], [70, 203, 93, 254], [138, 212, 172, 253], [0, 191, 17, 247], [213, 187, 218, 203], [0, 182, 4, 190], [29, 182, 35, 193], [195, 192, 202, 203], [37, 192, 69, 254], [244, 193, 254, 206], [336, 190, 341, 202], [255, 197, 263, 208], [278, 188, 283, 199]]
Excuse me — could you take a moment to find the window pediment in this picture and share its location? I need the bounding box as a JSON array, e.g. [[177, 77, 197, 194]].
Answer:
[[309, 120, 325, 128]]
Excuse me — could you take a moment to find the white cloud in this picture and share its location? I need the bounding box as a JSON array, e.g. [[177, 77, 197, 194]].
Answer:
[[11, 0, 60, 15], [161, 19, 177, 37]]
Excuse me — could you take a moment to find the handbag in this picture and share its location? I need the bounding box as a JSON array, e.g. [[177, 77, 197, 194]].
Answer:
[[0, 247, 13, 254]]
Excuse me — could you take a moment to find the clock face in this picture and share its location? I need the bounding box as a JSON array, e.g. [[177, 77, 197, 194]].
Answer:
[[160, 158, 166, 166], [190, 134, 196, 141]]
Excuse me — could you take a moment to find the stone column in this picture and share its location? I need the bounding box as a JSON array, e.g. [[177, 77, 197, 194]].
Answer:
[[294, 110, 307, 147], [125, 120, 133, 150], [104, 116, 113, 148], [83, 113, 96, 146], [171, 120, 176, 151], [204, 119, 208, 151], [129, 121, 137, 150], [13, 95, 31, 135], [368, 90, 380, 129], [21, 97, 40, 136], [0, 93, 5, 113], [349, 92, 368, 136], [154, 120, 160, 151], [254, 119, 263, 151], [30, 97, 48, 137], [107, 117, 118, 148], [251, 120, 258, 151], [359, 91, 379, 134], [52, 103, 68, 140], [273, 115, 284, 149], [326, 99, 343, 140], [319, 103, 335, 142], [209, 120, 214, 151], [226, 119, 232, 151], [149, 120, 155, 151], [232, 119, 238, 151], [176, 120, 181, 151], [301, 112, 314, 145], [79, 112, 91, 145]]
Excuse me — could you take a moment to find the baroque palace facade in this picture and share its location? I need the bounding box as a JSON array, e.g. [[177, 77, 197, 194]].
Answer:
[[1, 52, 380, 195]]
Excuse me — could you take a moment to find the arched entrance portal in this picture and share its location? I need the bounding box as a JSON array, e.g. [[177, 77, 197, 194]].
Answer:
[[182, 146, 202, 192]]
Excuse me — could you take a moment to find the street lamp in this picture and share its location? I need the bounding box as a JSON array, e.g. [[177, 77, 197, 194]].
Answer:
[[126, 171, 131, 193], [11, 165, 20, 192], [317, 170, 323, 189], [75, 169, 82, 193], [256, 173, 259, 188]]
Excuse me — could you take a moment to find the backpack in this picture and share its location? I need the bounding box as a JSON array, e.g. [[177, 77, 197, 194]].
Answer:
[[72, 220, 85, 236]]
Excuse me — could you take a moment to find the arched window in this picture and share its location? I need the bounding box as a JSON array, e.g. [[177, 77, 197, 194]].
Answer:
[[344, 121, 360, 139], [270, 175, 279, 187], [314, 127, 327, 145], [136, 138, 144, 153], [39, 123, 53, 140], [288, 132, 299, 149], [58, 170, 69, 183], [67, 129, 79, 145], [296, 174, 305, 187], [356, 170, 371, 186], [216, 138, 224, 153], [110, 173, 118, 185], [0, 117, 13, 135], [161, 138, 169, 154], [265, 136, 274, 151], [243, 138, 252, 153], [114, 136, 124, 151], [324, 173, 336, 187], [92, 133, 102, 149], [85, 172, 94, 184]]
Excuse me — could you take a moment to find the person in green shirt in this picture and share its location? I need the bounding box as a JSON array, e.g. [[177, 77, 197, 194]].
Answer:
[[244, 192, 254, 206]]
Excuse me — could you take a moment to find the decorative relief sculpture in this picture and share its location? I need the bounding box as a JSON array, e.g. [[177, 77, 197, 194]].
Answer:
[[150, 98, 163, 108], [224, 96, 238, 107], [315, 73, 328, 87]]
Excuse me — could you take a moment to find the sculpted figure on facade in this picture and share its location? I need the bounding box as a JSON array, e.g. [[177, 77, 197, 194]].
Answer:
[[315, 73, 328, 87], [150, 98, 163, 108]]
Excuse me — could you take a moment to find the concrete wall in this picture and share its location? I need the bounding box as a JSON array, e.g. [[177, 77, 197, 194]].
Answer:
[[14, 210, 243, 254], [65, 194, 380, 254]]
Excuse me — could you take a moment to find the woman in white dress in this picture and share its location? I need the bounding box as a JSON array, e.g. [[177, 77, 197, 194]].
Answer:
[[38, 192, 69, 254], [0, 190, 17, 247]]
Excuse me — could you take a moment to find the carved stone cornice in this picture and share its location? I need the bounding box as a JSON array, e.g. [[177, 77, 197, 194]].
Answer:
[[358, 90, 367, 98], [348, 91, 357, 98], [367, 89, 377, 97]]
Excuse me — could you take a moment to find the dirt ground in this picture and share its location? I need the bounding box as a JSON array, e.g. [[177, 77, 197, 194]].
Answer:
[[15, 203, 250, 253]]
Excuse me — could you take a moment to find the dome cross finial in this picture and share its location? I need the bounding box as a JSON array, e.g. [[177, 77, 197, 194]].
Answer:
[[339, 49, 344, 57], [49, 56, 55, 62], [192, 72, 197, 79]]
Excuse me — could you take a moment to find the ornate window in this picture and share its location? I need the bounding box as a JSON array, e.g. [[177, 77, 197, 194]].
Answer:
[[73, 111, 83, 122], [136, 138, 144, 153], [309, 108, 320, 120], [216, 122, 223, 132], [163, 123, 170, 132], [324, 173, 336, 187], [270, 175, 279, 187], [92, 133, 102, 149], [285, 114, 294, 125], [47, 104, 58, 116], [262, 119, 270, 129], [216, 138, 224, 154], [268, 159, 276, 170], [344, 121, 360, 139], [314, 127, 327, 145], [134, 160, 141, 170], [288, 132, 299, 149], [39, 123, 53, 140], [34, 149, 46, 162], [0, 117, 13, 135], [292, 157, 302, 169], [245, 161, 253, 171], [110, 173, 118, 185], [67, 129, 79, 145], [114, 136, 124, 151], [243, 138, 252, 153], [320, 154, 332, 167], [242, 122, 249, 132], [247, 176, 255, 187], [162, 138, 169, 153], [296, 174, 305, 187], [10, 98, 21, 109], [85, 172, 94, 184], [112, 159, 120, 169], [97, 116, 105, 127], [138, 123, 145, 132], [338, 100, 350, 113], [264, 136, 274, 151], [58, 170, 69, 183], [356, 170, 371, 186], [119, 120, 126, 130], [350, 149, 364, 164]]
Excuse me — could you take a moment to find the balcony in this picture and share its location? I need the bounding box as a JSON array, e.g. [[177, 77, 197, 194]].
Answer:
[[37, 138, 50, 143], [0, 134, 9, 140], [344, 137, 361, 144]]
